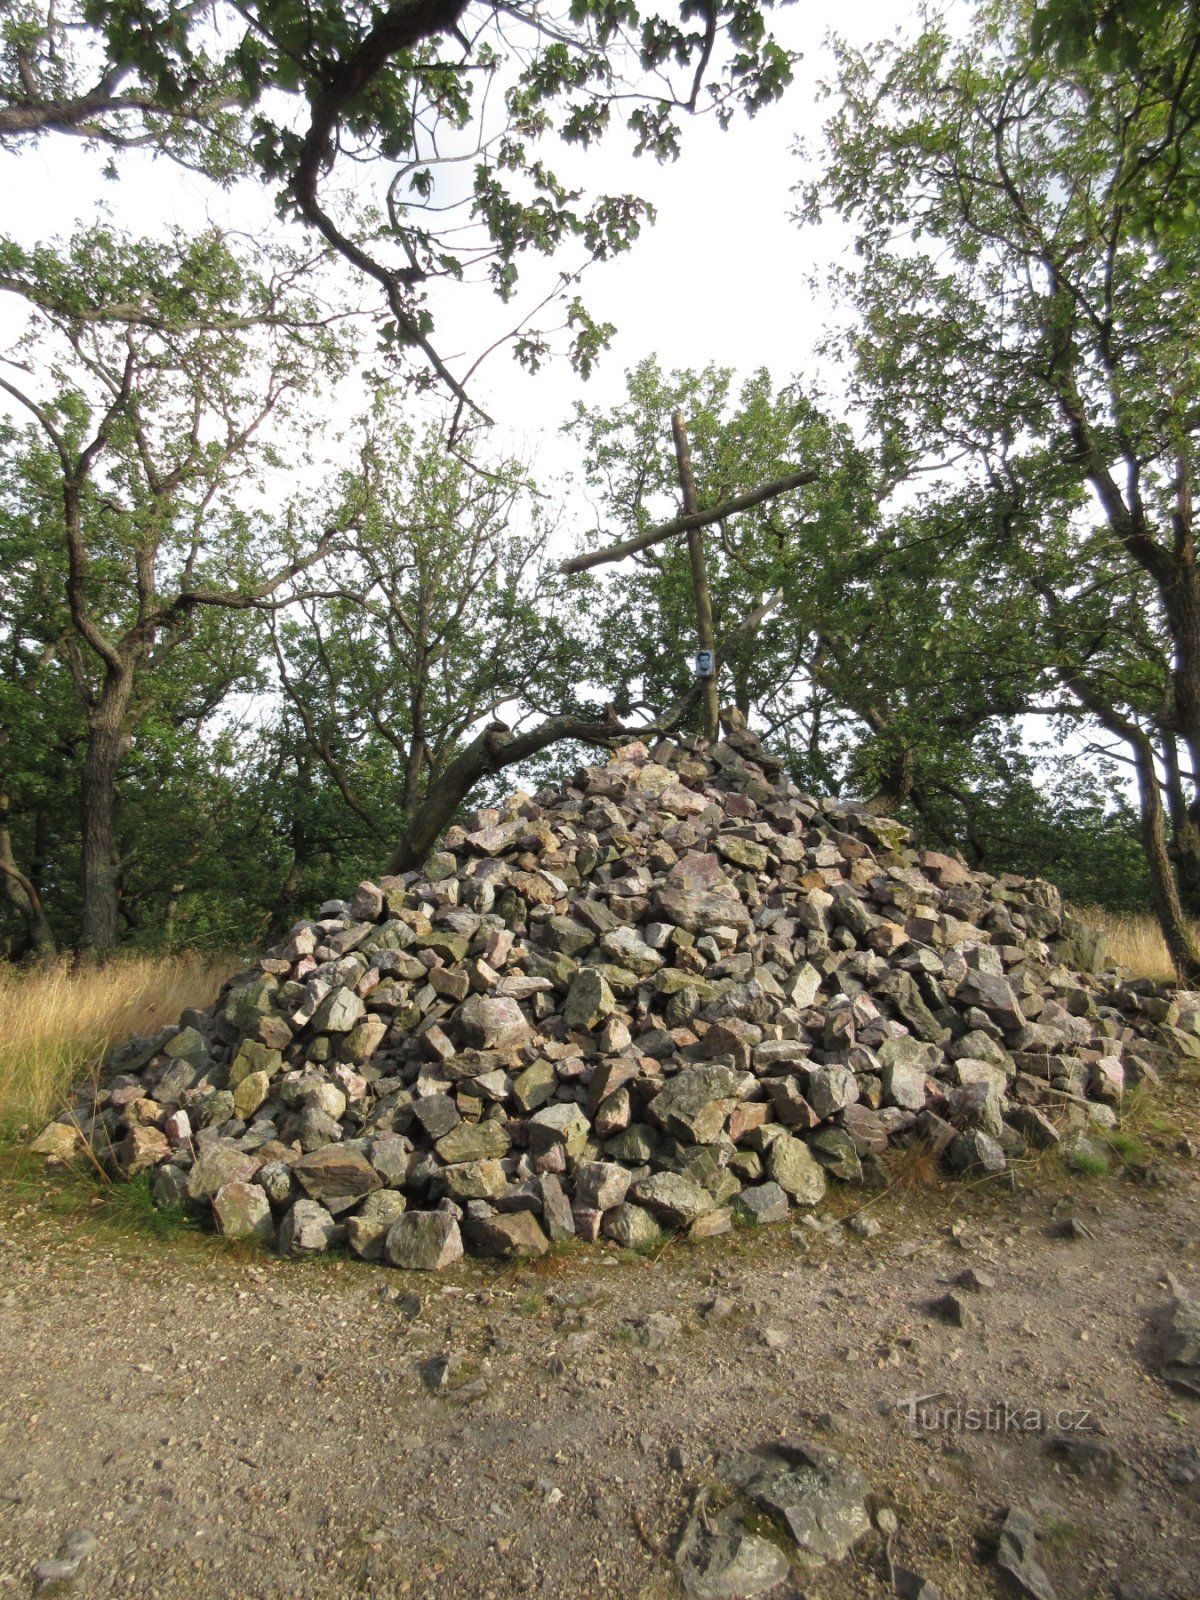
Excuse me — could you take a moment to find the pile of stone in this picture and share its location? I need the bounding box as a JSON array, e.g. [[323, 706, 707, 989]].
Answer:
[[34, 725, 1200, 1269]]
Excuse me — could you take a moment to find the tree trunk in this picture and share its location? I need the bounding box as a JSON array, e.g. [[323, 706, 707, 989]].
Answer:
[[266, 758, 313, 942], [0, 794, 57, 962], [1129, 728, 1200, 984], [78, 672, 133, 957], [672, 413, 720, 743]]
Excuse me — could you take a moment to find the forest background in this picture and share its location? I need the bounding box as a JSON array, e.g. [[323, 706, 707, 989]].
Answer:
[[2, 0, 1198, 979]]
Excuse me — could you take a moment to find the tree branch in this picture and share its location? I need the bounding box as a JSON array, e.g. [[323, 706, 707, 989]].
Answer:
[[560, 468, 819, 575]]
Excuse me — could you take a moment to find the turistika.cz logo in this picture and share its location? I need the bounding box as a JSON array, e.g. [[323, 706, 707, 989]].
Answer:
[[895, 1392, 1094, 1435]]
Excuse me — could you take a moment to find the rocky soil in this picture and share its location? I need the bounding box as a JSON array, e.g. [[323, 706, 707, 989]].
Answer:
[[2, 1139, 1200, 1600]]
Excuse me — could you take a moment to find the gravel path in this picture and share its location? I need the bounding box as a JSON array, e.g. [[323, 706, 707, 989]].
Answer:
[[2, 1161, 1199, 1600]]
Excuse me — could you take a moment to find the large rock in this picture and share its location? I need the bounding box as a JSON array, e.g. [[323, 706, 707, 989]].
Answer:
[[649, 1066, 742, 1145], [720, 1440, 871, 1572], [294, 1146, 381, 1205], [464, 1210, 549, 1258], [213, 1181, 275, 1245], [767, 1137, 827, 1206], [455, 994, 532, 1051], [562, 969, 617, 1031], [629, 1171, 715, 1228], [385, 1209, 464, 1271], [279, 1198, 340, 1255], [187, 1143, 258, 1203]]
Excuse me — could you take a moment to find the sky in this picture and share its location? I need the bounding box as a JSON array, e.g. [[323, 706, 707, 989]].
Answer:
[[0, 0, 913, 513]]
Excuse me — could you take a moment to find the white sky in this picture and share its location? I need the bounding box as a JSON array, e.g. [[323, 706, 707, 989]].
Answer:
[[0, 0, 911, 507]]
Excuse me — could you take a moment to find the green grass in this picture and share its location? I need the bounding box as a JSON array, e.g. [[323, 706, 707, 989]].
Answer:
[[1098, 1127, 1147, 1166], [1063, 1146, 1111, 1177]]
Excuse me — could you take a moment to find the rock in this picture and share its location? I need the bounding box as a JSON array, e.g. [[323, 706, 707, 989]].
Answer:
[[455, 994, 533, 1051], [1160, 1290, 1200, 1396], [186, 1142, 258, 1204], [385, 1210, 464, 1271], [232, 1070, 271, 1121], [213, 1181, 275, 1244], [464, 1210, 549, 1258], [649, 1066, 741, 1145], [720, 1439, 871, 1571], [881, 1060, 927, 1112], [803, 1064, 859, 1120], [278, 1198, 340, 1255], [310, 986, 365, 1034], [636, 1311, 681, 1348], [767, 1137, 827, 1206], [150, 1162, 190, 1210], [630, 1171, 715, 1228], [675, 1502, 790, 1600], [602, 1202, 662, 1250], [528, 1102, 590, 1159], [294, 1146, 381, 1205], [347, 1190, 408, 1260], [732, 1182, 790, 1226], [1042, 1435, 1127, 1483], [928, 1291, 976, 1328], [894, 1569, 944, 1600], [994, 1507, 1058, 1600], [948, 1129, 1007, 1176], [572, 1160, 631, 1211], [114, 1124, 171, 1177], [809, 1127, 862, 1184], [30, 1123, 88, 1163], [562, 969, 617, 1031], [435, 1119, 510, 1163]]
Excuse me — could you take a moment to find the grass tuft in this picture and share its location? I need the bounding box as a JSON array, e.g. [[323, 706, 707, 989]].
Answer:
[[881, 1139, 943, 1193], [1064, 1146, 1110, 1177], [0, 952, 237, 1137]]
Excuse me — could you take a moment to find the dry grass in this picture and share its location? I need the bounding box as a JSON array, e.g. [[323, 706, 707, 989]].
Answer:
[[1070, 905, 1177, 983], [0, 953, 238, 1136]]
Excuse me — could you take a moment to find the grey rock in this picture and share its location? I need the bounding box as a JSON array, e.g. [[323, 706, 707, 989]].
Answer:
[[346, 1190, 408, 1260], [732, 1182, 790, 1226], [603, 1202, 663, 1251], [649, 1066, 741, 1145], [310, 986, 365, 1034], [213, 1181, 275, 1245], [294, 1145, 381, 1204], [562, 968, 617, 1031], [629, 1170, 715, 1228], [767, 1136, 827, 1206], [278, 1198, 340, 1255], [994, 1506, 1058, 1600], [803, 1065, 859, 1120], [1161, 1291, 1200, 1396], [720, 1439, 871, 1571], [186, 1142, 257, 1204], [675, 1502, 790, 1600], [385, 1209, 464, 1271], [948, 1129, 1007, 1175], [455, 994, 533, 1051], [464, 1209, 549, 1257], [572, 1160, 631, 1211]]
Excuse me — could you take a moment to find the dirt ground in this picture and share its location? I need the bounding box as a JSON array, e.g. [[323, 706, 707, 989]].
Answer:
[[3, 1123, 1200, 1600]]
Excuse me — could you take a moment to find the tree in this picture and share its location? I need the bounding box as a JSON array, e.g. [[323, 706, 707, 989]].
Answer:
[[803, 0, 1200, 976], [268, 409, 578, 882], [2, 0, 796, 407], [0, 224, 356, 954]]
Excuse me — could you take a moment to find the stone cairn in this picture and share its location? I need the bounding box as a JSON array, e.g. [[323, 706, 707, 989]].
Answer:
[[34, 730, 1200, 1269]]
